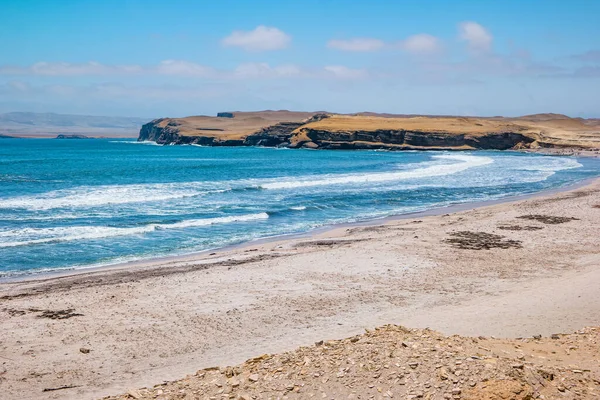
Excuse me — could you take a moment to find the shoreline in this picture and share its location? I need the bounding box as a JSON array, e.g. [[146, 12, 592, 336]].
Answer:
[[1, 176, 600, 399], [1, 173, 596, 284]]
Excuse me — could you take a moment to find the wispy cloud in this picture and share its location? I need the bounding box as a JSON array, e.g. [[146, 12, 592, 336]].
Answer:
[[400, 34, 441, 54], [458, 22, 493, 52], [221, 26, 291, 52], [570, 50, 600, 63], [327, 38, 385, 52], [328, 34, 442, 55], [233, 63, 303, 78], [0, 62, 143, 76], [154, 60, 215, 76], [0, 61, 371, 81], [324, 65, 368, 79]]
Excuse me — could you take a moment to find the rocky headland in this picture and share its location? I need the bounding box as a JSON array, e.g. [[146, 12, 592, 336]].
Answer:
[[138, 111, 600, 151], [55, 134, 91, 139]]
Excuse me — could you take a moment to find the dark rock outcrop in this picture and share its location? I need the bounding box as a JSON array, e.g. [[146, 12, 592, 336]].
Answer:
[[294, 129, 534, 150], [138, 119, 180, 144], [138, 119, 245, 146], [244, 122, 305, 147], [55, 134, 91, 139]]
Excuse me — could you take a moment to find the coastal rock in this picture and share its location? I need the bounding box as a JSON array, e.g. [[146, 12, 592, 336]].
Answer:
[[297, 128, 534, 150], [55, 134, 91, 139], [138, 118, 181, 144], [137, 112, 600, 150], [243, 122, 305, 147], [302, 141, 319, 149]]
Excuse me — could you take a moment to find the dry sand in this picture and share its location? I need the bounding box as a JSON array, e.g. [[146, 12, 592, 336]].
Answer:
[[1, 179, 600, 399]]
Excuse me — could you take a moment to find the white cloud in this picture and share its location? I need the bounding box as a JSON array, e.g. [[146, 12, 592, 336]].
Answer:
[[0, 62, 142, 76], [327, 38, 385, 52], [401, 34, 441, 54], [221, 26, 291, 52], [458, 22, 492, 52], [233, 63, 302, 78], [0, 61, 215, 77], [155, 60, 214, 76], [324, 65, 367, 79]]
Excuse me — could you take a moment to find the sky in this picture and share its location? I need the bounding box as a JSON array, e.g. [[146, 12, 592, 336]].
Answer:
[[0, 0, 599, 118]]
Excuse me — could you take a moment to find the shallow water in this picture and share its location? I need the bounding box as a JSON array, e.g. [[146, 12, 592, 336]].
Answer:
[[1, 139, 599, 277]]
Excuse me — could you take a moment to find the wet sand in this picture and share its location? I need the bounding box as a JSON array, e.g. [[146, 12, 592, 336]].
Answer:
[[1, 179, 600, 399]]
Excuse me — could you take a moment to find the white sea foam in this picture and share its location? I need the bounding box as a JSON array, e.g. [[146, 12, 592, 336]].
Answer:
[[110, 140, 162, 146], [0, 212, 268, 248], [260, 154, 494, 190], [290, 206, 307, 211], [0, 155, 583, 214], [503, 156, 582, 172], [0, 183, 221, 210]]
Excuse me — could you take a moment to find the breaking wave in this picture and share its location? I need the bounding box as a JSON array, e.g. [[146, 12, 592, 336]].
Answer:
[[0, 213, 269, 248], [260, 154, 493, 190]]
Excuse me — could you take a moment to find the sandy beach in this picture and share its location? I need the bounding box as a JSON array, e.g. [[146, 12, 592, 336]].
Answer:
[[1, 178, 600, 399]]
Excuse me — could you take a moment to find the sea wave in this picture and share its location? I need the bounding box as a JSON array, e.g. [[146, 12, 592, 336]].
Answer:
[[110, 140, 162, 146], [0, 212, 269, 248], [0, 154, 585, 212], [502, 156, 582, 172], [0, 183, 226, 210], [260, 154, 494, 190]]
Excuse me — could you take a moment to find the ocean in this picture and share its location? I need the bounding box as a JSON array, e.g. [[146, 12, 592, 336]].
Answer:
[[1, 138, 599, 278]]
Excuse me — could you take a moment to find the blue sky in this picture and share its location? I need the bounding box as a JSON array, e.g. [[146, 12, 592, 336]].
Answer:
[[1, 0, 599, 117]]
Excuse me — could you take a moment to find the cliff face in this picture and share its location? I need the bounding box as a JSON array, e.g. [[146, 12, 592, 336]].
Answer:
[[243, 122, 305, 147], [138, 113, 600, 150], [138, 119, 245, 146], [290, 129, 533, 150], [138, 119, 178, 143]]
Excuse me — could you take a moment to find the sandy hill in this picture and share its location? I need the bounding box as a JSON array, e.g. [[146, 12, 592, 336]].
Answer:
[[516, 113, 574, 121]]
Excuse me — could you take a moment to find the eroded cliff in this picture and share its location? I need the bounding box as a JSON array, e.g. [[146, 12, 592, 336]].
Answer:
[[138, 112, 600, 150]]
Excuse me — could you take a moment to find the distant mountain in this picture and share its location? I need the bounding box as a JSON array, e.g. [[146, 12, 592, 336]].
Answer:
[[0, 112, 148, 138], [0, 112, 147, 129]]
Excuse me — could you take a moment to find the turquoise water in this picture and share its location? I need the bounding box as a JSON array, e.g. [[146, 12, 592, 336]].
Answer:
[[1, 139, 599, 277]]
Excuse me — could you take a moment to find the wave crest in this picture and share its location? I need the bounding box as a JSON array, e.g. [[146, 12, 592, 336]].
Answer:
[[0, 213, 269, 248], [260, 154, 494, 190]]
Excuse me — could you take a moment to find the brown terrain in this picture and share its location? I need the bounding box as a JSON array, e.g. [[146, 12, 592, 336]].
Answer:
[[104, 325, 600, 400], [1, 178, 600, 399], [141, 111, 316, 140], [138, 111, 600, 150]]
